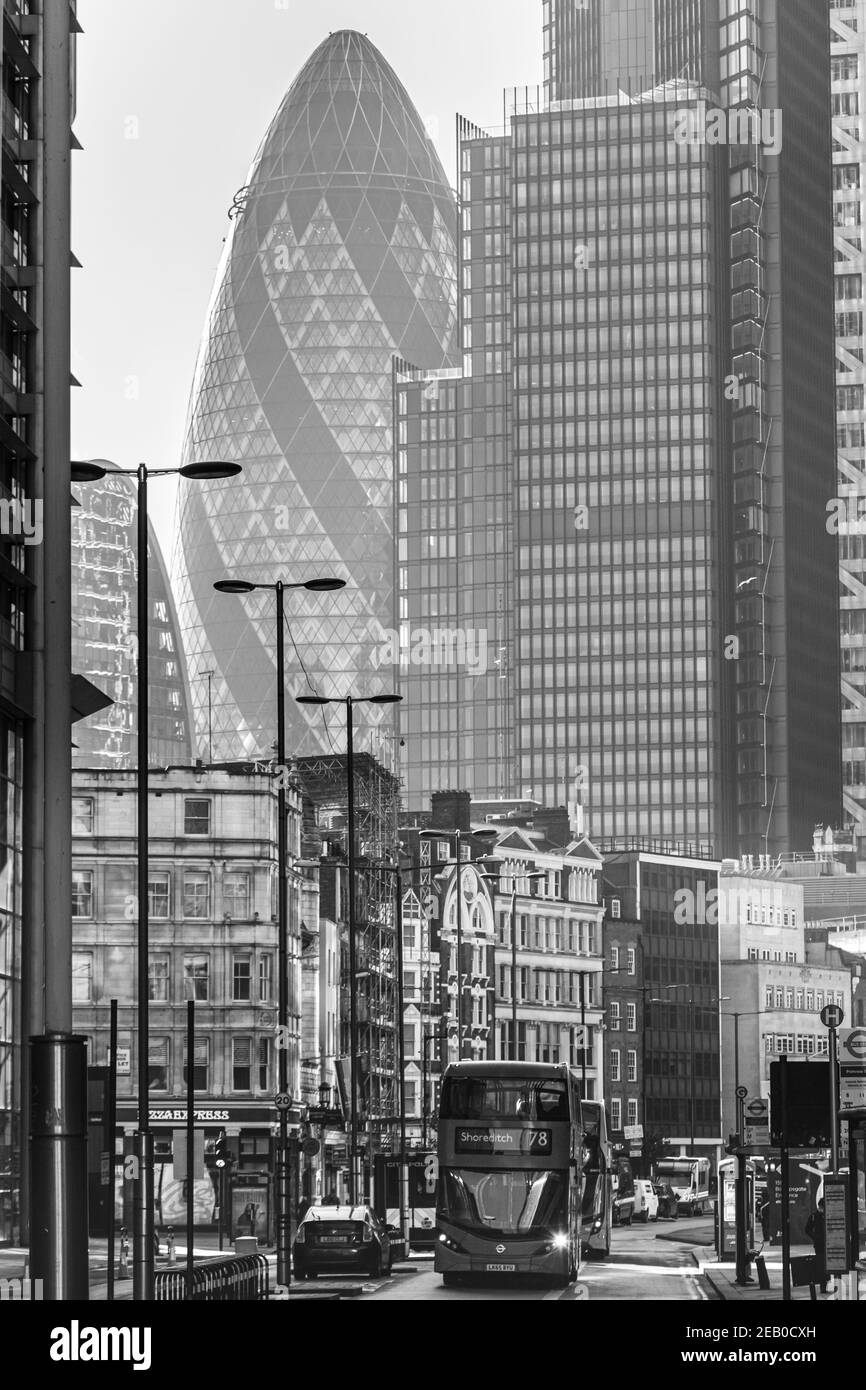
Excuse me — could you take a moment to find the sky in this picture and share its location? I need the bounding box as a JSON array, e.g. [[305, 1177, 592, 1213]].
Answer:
[[71, 0, 542, 556]]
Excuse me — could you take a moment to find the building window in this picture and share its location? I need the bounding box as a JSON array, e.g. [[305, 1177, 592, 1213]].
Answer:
[[747, 948, 758, 961], [232, 1038, 252, 1091], [816, 991, 824, 1011], [626, 1002, 637, 1032], [259, 955, 273, 1002], [626, 1098, 638, 1128], [775, 987, 784, 1009], [183, 1037, 209, 1090], [72, 952, 92, 1003], [611, 1048, 621, 1082], [148, 872, 170, 919], [611, 1097, 622, 1131], [183, 955, 209, 1001], [785, 988, 794, 1009], [223, 871, 250, 919], [148, 955, 170, 1002], [233, 956, 251, 1002], [148, 1038, 169, 1092], [765, 985, 773, 1009], [611, 945, 620, 970], [627, 1050, 637, 1083], [72, 796, 94, 834], [72, 869, 94, 918], [403, 1022, 416, 1057], [183, 872, 210, 919], [405, 1080, 418, 1115], [257, 1037, 271, 1090], [183, 799, 211, 836], [609, 1001, 621, 1029], [504, 1021, 527, 1061], [805, 991, 814, 1011], [627, 947, 635, 976]]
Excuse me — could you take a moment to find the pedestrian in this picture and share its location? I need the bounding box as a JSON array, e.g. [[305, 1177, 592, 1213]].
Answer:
[[805, 1198, 829, 1294]]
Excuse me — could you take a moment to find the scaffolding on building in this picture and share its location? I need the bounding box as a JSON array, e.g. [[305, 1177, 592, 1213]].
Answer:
[[296, 755, 401, 1137]]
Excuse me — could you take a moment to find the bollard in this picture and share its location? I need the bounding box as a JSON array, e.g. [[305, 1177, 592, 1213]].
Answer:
[[166, 1227, 176, 1265], [118, 1227, 130, 1280]]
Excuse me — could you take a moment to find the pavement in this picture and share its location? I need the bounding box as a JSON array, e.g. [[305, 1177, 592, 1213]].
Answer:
[[693, 1245, 866, 1303]]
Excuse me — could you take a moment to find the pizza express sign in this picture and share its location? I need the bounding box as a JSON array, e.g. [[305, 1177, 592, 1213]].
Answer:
[[455, 1126, 552, 1156], [117, 1105, 276, 1125]]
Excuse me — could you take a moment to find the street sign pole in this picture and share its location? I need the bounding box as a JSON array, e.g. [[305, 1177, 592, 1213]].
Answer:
[[780, 1056, 791, 1303], [735, 1085, 749, 1286], [829, 1025, 840, 1176]]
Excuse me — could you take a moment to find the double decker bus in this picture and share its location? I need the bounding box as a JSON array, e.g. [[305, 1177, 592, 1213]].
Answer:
[[434, 1061, 612, 1286]]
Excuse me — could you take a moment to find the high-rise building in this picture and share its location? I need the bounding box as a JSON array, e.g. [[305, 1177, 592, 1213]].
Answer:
[[172, 30, 458, 765], [395, 1, 841, 856], [830, 2, 866, 836], [71, 463, 193, 768], [543, 0, 715, 102], [1, 1, 81, 1249]]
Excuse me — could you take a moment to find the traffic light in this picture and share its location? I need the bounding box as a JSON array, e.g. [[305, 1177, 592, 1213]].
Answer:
[[213, 1133, 232, 1169]]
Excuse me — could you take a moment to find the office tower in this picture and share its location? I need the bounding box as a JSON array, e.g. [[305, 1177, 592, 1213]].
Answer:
[[1, 2, 80, 1248], [172, 31, 458, 765], [71, 463, 193, 768], [543, 0, 716, 102], [396, 1, 841, 856], [830, 2, 866, 836]]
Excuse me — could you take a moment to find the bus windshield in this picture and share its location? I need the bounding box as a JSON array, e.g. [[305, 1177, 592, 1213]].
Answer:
[[439, 1078, 569, 1122], [439, 1167, 567, 1236]]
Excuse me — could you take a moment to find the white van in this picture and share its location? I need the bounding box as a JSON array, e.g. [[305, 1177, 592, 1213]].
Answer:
[[632, 1179, 659, 1223]]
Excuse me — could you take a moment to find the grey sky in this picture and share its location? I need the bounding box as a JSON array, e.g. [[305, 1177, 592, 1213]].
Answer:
[[71, 0, 541, 555]]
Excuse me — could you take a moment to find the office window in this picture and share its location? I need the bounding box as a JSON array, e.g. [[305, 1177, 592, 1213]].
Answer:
[[148, 955, 170, 1002], [183, 1037, 209, 1090], [72, 796, 94, 834], [611, 1097, 622, 1131], [610, 945, 620, 970], [627, 1049, 637, 1083], [233, 956, 251, 1001], [611, 1048, 621, 1081], [626, 1098, 638, 1128], [184, 798, 211, 835], [183, 872, 210, 919], [148, 1038, 169, 1092], [257, 1037, 271, 1090], [626, 1002, 637, 1032], [72, 869, 94, 918], [72, 952, 92, 1003], [149, 872, 170, 919], [785, 988, 794, 1009], [775, 987, 784, 1009], [609, 1001, 621, 1029], [232, 1038, 252, 1090], [259, 955, 273, 1002], [183, 955, 209, 1001], [627, 947, 635, 976], [223, 871, 249, 919], [816, 991, 824, 1011], [765, 985, 773, 1009]]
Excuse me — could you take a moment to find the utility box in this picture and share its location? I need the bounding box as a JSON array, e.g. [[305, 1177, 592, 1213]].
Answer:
[[234, 1236, 257, 1256]]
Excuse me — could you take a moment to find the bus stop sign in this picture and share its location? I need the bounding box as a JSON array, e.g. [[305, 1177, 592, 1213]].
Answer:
[[821, 1003, 844, 1029]]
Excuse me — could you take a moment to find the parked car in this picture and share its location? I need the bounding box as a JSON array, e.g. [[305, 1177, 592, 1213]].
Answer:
[[653, 1182, 679, 1220], [633, 1179, 659, 1223], [292, 1203, 393, 1279]]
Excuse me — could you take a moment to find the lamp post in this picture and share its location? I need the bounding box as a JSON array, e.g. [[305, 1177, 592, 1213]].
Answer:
[[720, 1009, 767, 1287], [296, 693, 402, 1204], [73, 458, 243, 1300], [480, 866, 546, 1060], [214, 574, 345, 1286], [421, 1028, 447, 1147], [721, 1010, 768, 1139]]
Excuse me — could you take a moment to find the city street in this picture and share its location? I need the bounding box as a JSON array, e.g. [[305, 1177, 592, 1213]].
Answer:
[[351, 1219, 717, 1302]]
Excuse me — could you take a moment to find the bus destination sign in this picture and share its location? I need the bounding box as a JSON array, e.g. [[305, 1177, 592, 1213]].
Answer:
[[455, 1126, 552, 1155]]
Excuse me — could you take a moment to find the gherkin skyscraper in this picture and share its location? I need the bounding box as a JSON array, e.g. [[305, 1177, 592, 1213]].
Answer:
[[172, 31, 458, 762]]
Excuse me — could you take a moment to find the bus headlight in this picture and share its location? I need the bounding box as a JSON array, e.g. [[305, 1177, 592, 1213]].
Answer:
[[551, 1232, 569, 1249], [438, 1233, 460, 1252], [591, 1219, 602, 1233]]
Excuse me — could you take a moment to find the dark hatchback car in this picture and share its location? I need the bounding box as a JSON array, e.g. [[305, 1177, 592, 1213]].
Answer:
[[292, 1204, 393, 1279]]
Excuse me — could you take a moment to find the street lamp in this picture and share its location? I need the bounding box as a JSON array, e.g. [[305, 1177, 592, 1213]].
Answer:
[[421, 1027, 448, 1147], [420, 827, 497, 1064], [652, 986, 730, 1155], [720, 1010, 769, 1138], [213, 574, 345, 1286], [296, 692, 402, 1204], [72, 458, 243, 1301], [479, 865, 545, 1061]]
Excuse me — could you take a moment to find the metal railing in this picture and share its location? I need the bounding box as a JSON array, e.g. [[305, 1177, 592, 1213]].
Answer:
[[154, 1254, 270, 1302]]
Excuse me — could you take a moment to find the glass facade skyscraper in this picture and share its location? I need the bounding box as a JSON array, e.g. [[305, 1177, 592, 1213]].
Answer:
[[172, 31, 457, 764], [396, 1, 841, 857], [543, 0, 716, 102], [71, 464, 193, 769]]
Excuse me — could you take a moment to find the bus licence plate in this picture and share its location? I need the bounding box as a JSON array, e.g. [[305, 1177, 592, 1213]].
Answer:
[[485, 1263, 515, 1272]]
